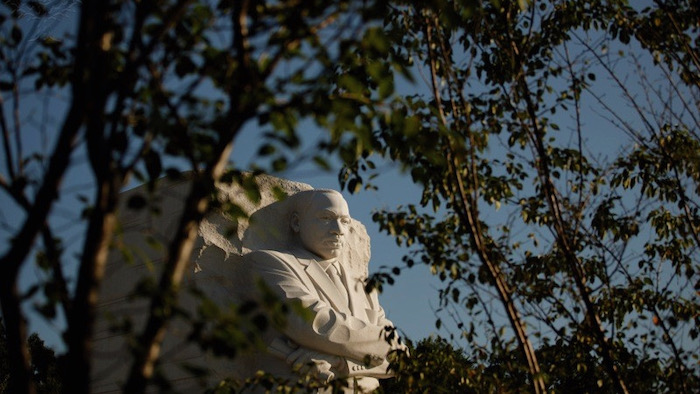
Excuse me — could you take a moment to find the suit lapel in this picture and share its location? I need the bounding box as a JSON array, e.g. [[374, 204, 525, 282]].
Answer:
[[302, 257, 352, 314], [340, 265, 372, 322], [363, 291, 382, 325], [280, 249, 380, 324]]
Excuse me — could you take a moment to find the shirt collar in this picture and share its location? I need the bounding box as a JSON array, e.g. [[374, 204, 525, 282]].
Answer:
[[288, 246, 337, 272], [316, 257, 338, 272]]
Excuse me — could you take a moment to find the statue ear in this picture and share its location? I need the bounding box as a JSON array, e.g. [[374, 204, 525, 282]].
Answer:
[[290, 212, 300, 233]]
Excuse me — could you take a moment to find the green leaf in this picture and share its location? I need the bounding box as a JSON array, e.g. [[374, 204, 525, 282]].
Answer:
[[242, 176, 261, 204], [127, 194, 147, 210], [257, 143, 275, 157], [271, 186, 288, 201], [11, 23, 22, 45], [28, 1, 48, 16], [313, 155, 331, 171], [347, 177, 362, 194]]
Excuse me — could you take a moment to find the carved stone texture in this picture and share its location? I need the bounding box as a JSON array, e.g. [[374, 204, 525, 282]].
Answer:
[[91, 174, 386, 393], [229, 189, 401, 393]]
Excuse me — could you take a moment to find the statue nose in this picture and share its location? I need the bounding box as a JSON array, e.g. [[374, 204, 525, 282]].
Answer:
[[330, 220, 344, 235]]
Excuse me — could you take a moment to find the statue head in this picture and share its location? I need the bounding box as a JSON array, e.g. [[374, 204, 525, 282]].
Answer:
[[289, 190, 351, 260]]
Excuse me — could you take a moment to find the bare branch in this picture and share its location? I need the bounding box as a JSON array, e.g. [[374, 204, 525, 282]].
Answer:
[[0, 92, 15, 179]]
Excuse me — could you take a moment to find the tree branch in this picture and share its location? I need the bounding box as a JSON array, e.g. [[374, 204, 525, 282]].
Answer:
[[124, 2, 258, 390], [423, 14, 546, 394], [0, 92, 15, 179]]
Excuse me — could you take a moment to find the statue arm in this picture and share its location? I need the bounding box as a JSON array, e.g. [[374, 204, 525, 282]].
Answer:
[[365, 289, 393, 327], [245, 250, 394, 363]]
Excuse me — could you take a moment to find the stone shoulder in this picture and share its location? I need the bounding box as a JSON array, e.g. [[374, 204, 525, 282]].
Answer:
[[242, 249, 298, 270]]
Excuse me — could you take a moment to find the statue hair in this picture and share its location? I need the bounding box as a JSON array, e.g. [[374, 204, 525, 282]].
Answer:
[[287, 189, 343, 217]]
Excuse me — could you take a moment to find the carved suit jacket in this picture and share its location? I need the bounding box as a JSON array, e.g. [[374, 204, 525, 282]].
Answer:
[[230, 248, 395, 385]]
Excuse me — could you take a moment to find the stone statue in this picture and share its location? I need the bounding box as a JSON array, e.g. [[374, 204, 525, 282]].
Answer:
[[230, 189, 404, 392], [91, 175, 403, 393]]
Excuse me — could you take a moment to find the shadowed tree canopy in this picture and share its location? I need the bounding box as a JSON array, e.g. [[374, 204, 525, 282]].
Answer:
[[0, 320, 61, 393]]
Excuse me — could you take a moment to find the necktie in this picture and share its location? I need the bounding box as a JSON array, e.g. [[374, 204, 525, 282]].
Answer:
[[328, 264, 349, 307]]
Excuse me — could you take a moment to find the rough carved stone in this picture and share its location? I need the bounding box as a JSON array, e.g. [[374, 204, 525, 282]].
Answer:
[[91, 174, 399, 393], [229, 189, 401, 393]]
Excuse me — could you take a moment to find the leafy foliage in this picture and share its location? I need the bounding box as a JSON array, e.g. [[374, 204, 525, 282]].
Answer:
[[0, 320, 61, 394], [380, 337, 477, 394], [333, 0, 700, 392]]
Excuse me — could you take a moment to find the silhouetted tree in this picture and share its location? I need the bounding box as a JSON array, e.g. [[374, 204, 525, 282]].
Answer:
[[1, 320, 61, 393]]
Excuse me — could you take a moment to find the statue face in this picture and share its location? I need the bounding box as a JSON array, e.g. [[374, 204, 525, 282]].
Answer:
[[294, 192, 351, 260]]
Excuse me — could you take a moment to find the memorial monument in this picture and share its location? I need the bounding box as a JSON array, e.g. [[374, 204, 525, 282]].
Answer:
[[230, 189, 404, 392], [91, 174, 403, 393]]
